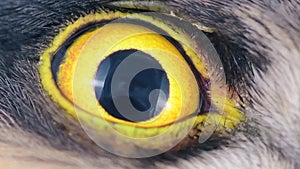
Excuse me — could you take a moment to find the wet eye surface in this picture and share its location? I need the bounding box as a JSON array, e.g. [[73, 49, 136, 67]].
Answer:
[[39, 11, 244, 158]]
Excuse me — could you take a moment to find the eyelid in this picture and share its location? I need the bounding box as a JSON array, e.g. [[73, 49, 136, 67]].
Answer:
[[39, 9, 245, 157]]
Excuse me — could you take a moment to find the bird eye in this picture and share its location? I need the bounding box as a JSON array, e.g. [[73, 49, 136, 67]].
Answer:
[[39, 11, 244, 158]]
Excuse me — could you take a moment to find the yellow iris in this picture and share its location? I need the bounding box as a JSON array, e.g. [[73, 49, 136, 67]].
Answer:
[[39, 11, 244, 157]]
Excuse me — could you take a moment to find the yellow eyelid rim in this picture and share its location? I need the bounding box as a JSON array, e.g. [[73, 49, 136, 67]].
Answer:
[[39, 11, 244, 134]]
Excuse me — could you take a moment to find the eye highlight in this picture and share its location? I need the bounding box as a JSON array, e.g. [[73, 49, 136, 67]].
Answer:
[[39, 11, 243, 157]]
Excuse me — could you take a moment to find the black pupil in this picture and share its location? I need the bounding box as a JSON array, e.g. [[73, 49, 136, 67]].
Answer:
[[94, 49, 170, 122]]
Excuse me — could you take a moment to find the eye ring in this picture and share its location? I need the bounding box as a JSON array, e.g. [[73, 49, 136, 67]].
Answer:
[[39, 11, 244, 158]]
